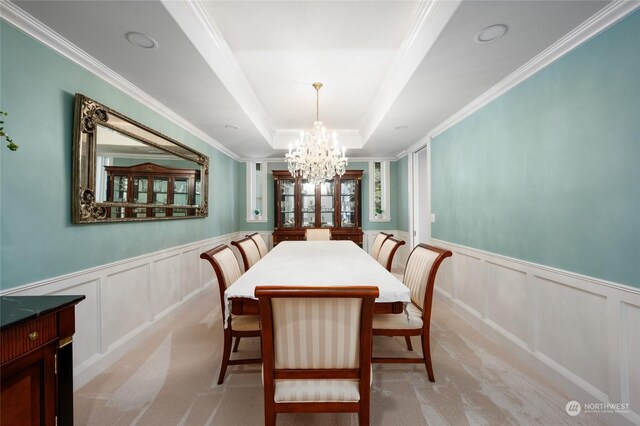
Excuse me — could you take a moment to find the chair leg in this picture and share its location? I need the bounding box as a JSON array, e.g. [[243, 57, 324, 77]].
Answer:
[[404, 336, 413, 351], [218, 328, 232, 385], [421, 334, 435, 382], [233, 336, 241, 352], [359, 401, 370, 426], [264, 406, 276, 426]]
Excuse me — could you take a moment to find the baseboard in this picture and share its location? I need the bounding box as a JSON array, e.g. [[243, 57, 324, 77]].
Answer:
[[432, 238, 640, 425]]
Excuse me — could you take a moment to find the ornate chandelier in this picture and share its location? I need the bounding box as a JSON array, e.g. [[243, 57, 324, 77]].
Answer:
[[286, 82, 348, 186]]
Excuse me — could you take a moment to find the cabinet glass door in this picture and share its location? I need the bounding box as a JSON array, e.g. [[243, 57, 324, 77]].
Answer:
[[195, 180, 201, 206], [173, 177, 189, 217], [340, 179, 357, 228], [133, 177, 148, 217], [113, 176, 128, 202], [300, 180, 316, 228], [279, 179, 296, 228], [319, 180, 334, 228], [111, 176, 128, 218], [153, 177, 169, 217]]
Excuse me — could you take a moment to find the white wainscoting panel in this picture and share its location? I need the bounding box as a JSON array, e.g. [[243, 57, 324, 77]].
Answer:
[[51, 279, 100, 370], [182, 246, 205, 299], [431, 238, 640, 425], [0, 232, 240, 389], [103, 264, 150, 352], [535, 276, 608, 395], [151, 253, 183, 319], [454, 252, 484, 317], [627, 303, 640, 414], [485, 261, 531, 349]]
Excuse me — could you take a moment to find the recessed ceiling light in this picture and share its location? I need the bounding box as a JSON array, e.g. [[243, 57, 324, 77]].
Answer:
[[125, 31, 158, 49], [224, 124, 240, 130], [394, 125, 408, 130], [475, 24, 508, 43]]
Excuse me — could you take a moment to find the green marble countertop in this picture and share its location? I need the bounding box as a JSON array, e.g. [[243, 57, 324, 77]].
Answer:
[[1, 295, 85, 330]]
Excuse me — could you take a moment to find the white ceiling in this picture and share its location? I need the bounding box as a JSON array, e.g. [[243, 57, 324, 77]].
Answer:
[[10, 0, 613, 159]]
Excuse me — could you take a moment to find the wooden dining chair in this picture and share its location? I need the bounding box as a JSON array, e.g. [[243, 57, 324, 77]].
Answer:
[[305, 228, 331, 241], [232, 236, 262, 271], [372, 244, 452, 382], [200, 245, 261, 384], [369, 232, 392, 259], [246, 232, 269, 258], [375, 237, 405, 272], [255, 285, 379, 426]]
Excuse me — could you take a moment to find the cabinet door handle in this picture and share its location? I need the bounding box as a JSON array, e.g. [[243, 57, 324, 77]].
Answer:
[[28, 331, 39, 341]]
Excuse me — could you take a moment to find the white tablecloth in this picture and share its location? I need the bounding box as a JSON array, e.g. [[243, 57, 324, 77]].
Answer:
[[224, 240, 411, 325]]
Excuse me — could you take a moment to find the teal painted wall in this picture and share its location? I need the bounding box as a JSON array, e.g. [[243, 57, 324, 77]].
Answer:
[[431, 11, 640, 288], [0, 21, 239, 290], [237, 160, 400, 232], [396, 155, 409, 232]]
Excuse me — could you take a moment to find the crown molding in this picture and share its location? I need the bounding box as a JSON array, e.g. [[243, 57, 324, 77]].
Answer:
[[162, 0, 275, 145], [0, 0, 241, 161], [359, 0, 462, 144], [425, 0, 640, 140], [404, 134, 432, 157]]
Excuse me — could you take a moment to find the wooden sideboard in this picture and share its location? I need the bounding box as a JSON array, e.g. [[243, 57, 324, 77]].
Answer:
[[1, 295, 85, 426]]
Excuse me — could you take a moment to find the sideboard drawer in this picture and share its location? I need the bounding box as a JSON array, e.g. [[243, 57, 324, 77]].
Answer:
[[1, 314, 57, 364]]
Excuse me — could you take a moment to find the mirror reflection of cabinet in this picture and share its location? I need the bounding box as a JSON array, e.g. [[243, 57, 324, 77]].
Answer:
[[273, 170, 363, 245], [72, 94, 208, 224], [105, 163, 200, 218]]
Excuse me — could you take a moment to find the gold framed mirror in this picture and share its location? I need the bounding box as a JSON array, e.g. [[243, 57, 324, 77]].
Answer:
[[72, 94, 209, 223]]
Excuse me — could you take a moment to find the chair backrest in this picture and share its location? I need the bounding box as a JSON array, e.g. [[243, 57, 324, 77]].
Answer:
[[256, 285, 378, 407], [403, 244, 452, 318], [370, 232, 392, 259], [231, 237, 262, 271], [305, 228, 331, 241], [200, 245, 243, 322], [246, 232, 268, 258], [376, 237, 405, 271]]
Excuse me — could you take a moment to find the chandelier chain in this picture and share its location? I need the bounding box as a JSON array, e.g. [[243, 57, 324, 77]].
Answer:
[[315, 84, 320, 122]]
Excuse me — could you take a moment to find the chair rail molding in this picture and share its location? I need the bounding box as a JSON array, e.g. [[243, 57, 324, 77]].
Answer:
[[431, 238, 640, 426], [0, 231, 247, 389]]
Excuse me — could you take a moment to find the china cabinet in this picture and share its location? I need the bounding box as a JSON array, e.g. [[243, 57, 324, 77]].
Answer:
[[272, 170, 363, 245], [105, 163, 201, 219]]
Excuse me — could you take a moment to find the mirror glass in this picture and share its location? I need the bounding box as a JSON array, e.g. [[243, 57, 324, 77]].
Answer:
[[72, 94, 209, 223]]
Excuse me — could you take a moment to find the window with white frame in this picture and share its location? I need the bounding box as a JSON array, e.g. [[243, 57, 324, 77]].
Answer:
[[246, 161, 268, 221], [369, 160, 390, 221]]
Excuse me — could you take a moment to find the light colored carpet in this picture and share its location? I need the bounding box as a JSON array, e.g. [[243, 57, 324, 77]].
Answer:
[[74, 286, 602, 425]]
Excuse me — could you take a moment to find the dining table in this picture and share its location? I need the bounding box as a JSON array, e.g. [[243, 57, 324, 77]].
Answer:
[[224, 240, 412, 326]]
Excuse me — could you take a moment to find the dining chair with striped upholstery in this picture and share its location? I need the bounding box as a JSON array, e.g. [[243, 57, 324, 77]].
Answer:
[[255, 285, 379, 426], [200, 245, 261, 384], [369, 232, 392, 259], [304, 228, 331, 241], [231, 236, 262, 271], [375, 237, 405, 272], [372, 244, 452, 382], [246, 232, 269, 258]]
